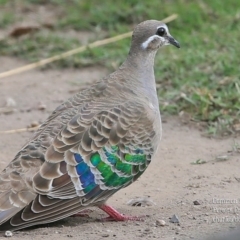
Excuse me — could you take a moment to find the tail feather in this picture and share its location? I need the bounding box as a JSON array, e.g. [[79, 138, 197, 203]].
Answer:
[[0, 208, 22, 226], [0, 196, 84, 231]]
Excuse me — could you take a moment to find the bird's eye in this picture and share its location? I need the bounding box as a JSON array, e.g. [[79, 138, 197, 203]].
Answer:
[[156, 27, 165, 37]]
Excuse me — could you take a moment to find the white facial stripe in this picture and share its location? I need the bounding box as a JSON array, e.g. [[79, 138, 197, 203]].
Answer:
[[142, 35, 162, 49]]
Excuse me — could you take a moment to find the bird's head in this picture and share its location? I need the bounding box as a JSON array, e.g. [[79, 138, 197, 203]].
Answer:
[[130, 20, 180, 52]]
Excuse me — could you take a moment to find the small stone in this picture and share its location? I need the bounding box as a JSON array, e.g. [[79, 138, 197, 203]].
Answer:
[[38, 102, 46, 111], [30, 121, 39, 127], [193, 200, 201, 205], [5, 231, 13, 237], [175, 226, 181, 232], [216, 155, 229, 161], [102, 234, 109, 237], [156, 219, 166, 226], [127, 196, 156, 207], [5, 97, 16, 108], [169, 214, 180, 223], [0, 97, 16, 114]]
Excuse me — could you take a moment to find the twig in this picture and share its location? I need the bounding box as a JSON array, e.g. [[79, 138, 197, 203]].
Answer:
[[0, 107, 15, 114], [0, 14, 178, 80], [0, 126, 39, 134]]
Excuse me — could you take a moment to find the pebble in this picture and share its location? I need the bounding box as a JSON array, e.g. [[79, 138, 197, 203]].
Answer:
[[127, 196, 156, 207], [4, 231, 13, 237], [30, 121, 39, 128], [38, 102, 46, 110], [169, 214, 180, 223], [101, 234, 109, 237], [5, 97, 16, 107], [193, 200, 201, 205], [156, 219, 166, 226], [216, 155, 229, 161], [175, 226, 181, 233]]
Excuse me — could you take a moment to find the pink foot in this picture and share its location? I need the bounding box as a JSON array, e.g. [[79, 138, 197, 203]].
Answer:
[[99, 204, 144, 221], [71, 209, 93, 217]]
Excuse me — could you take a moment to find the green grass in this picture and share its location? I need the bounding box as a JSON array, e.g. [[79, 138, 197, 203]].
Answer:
[[0, 0, 239, 136]]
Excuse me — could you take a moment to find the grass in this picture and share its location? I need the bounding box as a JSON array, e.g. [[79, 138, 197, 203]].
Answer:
[[0, 0, 239, 136]]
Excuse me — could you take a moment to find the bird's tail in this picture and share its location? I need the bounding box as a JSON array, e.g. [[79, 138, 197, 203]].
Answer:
[[0, 191, 22, 227]]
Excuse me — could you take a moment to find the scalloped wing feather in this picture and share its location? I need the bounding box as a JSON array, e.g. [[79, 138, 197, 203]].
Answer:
[[0, 79, 160, 230]]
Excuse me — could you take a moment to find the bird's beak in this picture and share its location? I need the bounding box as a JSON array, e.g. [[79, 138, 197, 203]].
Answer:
[[166, 35, 180, 48]]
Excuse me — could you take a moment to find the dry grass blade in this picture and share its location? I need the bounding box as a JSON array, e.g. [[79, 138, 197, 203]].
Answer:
[[0, 107, 14, 114], [0, 14, 178, 80], [0, 126, 39, 134]]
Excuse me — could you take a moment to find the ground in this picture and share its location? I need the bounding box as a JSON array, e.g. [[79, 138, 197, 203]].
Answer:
[[0, 57, 239, 239]]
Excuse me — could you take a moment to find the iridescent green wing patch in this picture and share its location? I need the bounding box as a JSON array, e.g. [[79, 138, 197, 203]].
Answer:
[[124, 153, 146, 164], [75, 145, 147, 192], [90, 152, 131, 187]]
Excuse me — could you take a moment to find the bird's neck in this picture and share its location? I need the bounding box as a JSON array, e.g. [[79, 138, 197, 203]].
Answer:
[[119, 50, 158, 103]]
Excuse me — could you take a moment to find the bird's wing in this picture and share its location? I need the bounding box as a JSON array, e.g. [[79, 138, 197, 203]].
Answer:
[[0, 89, 157, 230]]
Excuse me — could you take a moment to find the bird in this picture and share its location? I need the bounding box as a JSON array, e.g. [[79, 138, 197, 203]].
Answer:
[[0, 20, 180, 231]]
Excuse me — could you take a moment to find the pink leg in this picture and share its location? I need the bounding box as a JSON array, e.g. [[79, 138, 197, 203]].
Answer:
[[99, 204, 144, 221], [71, 209, 93, 217]]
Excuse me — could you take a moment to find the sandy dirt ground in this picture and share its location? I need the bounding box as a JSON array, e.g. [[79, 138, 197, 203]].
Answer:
[[0, 57, 240, 240]]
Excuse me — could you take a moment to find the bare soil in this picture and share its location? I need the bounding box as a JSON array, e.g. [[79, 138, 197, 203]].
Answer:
[[0, 57, 240, 239]]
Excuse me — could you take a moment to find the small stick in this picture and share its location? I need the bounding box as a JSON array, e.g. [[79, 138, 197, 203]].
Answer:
[[0, 126, 39, 134], [0, 14, 178, 80]]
